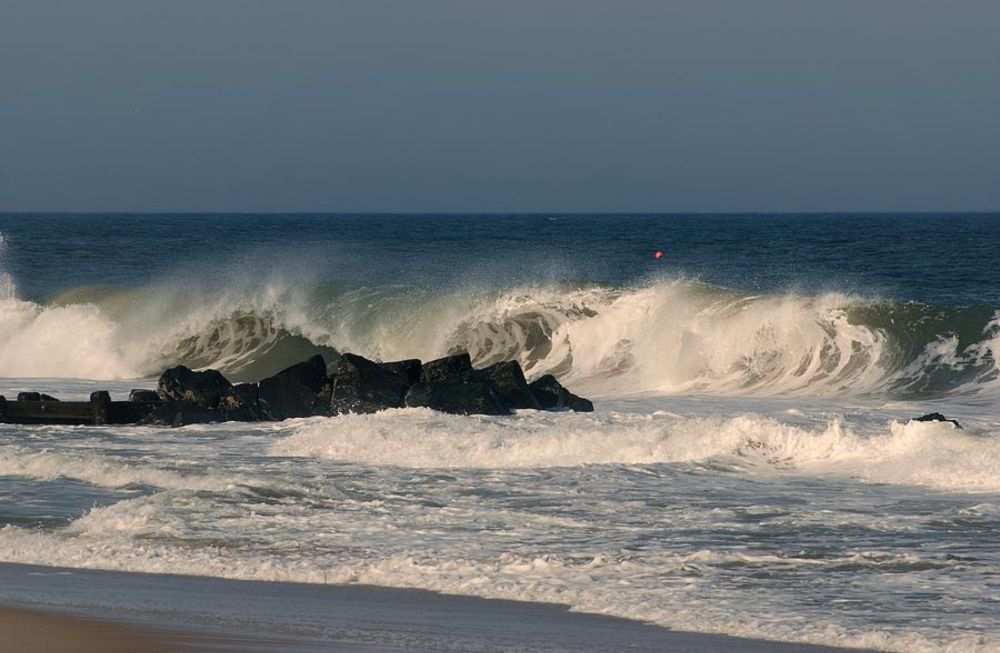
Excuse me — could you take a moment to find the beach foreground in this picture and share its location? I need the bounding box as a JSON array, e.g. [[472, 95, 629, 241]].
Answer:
[[0, 563, 871, 652]]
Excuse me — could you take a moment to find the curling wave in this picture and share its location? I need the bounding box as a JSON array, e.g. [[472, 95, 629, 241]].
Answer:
[[0, 278, 997, 399]]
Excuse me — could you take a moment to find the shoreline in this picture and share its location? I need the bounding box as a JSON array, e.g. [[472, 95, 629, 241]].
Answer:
[[0, 562, 875, 652]]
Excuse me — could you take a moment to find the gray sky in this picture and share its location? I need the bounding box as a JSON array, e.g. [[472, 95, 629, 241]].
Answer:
[[1, 0, 998, 213]]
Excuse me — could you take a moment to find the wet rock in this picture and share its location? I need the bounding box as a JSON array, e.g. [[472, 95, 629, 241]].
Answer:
[[90, 391, 112, 425], [329, 353, 413, 414], [231, 382, 260, 408], [528, 375, 594, 412], [911, 412, 962, 429], [218, 383, 263, 421], [129, 389, 161, 403], [472, 360, 540, 410], [419, 353, 473, 384], [404, 379, 510, 416], [380, 359, 423, 385], [139, 402, 222, 427], [258, 355, 328, 420], [405, 352, 513, 415], [17, 392, 59, 402], [158, 366, 232, 409]]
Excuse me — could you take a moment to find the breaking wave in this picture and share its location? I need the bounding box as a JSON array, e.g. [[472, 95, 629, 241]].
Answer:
[[273, 409, 1000, 493], [0, 277, 997, 400]]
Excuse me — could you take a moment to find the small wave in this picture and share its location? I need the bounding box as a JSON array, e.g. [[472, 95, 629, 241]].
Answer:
[[0, 445, 237, 491], [272, 409, 1000, 493], [0, 521, 991, 653]]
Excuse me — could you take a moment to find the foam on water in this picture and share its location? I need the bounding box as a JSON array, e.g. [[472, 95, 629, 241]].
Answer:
[[3, 219, 1000, 652], [0, 492, 995, 653], [273, 408, 1000, 493], [0, 445, 237, 491], [1, 277, 998, 402]]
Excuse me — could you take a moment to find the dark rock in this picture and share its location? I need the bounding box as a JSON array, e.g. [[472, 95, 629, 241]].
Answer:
[[217, 383, 263, 421], [16, 392, 59, 402], [90, 391, 112, 425], [405, 380, 511, 416], [419, 353, 473, 384], [138, 401, 221, 427], [329, 353, 412, 414], [258, 355, 328, 420], [528, 375, 594, 412], [380, 359, 423, 385], [911, 412, 962, 429], [129, 389, 161, 403], [109, 401, 160, 424], [158, 366, 233, 409], [231, 383, 260, 408], [472, 360, 540, 410]]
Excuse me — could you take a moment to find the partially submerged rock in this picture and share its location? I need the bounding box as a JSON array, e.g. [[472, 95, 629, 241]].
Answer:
[[129, 389, 161, 403], [328, 353, 414, 414], [911, 412, 962, 429], [158, 366, 232, 409], [473, 360, 540, 410], [528, 375, 594, 412], [419, 352, 473, 384], [404, 379, 510, 415], [139, 402, 224, 427], [218, 383, 263, 422], [258, 355, 328, 420], [90, 391, 112, 425], [1, 352, 594, 427], [16, 392, 59, 402]]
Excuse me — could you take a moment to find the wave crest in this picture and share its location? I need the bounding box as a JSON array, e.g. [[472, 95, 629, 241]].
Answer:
[[0, 278, 996, 399]]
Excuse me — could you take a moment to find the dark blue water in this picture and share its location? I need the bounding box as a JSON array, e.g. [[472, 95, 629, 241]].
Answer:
[[2, 213, 998, 306]]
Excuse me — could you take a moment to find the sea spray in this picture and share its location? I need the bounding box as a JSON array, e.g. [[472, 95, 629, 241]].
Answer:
[[0, 278, 997, 401]]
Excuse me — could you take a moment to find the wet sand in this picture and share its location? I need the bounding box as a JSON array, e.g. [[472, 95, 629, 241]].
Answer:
[[0, 607, 178, 653], [0, 563, 874, 652]]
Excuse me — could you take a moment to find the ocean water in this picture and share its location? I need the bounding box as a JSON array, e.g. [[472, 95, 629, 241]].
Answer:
[[1, 213, 999, 651]]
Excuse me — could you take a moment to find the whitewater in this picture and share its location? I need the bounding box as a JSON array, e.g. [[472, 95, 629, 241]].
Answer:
[[2, 213, 1000, 652]]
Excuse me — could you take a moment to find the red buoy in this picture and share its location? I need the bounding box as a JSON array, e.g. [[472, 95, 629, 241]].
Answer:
[[653, 250, 665, 260]]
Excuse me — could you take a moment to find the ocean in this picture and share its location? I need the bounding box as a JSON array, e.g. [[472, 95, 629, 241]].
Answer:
[[1, 213, 999, 651]]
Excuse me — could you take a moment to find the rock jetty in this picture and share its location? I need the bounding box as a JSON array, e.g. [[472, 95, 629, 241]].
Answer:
[[0, 353, 593, 427]]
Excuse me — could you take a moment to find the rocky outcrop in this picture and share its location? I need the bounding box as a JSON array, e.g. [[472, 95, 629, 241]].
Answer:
[[528, 375, 594, 412], [16, 392, 59, 402], [158, 366, 232, 409], [328, 353, 416, 414], [258, 355, 329, 420], [405, 378, 510, 415], [473, 360, 540, 410], [139, 402, 225, 427], [1, 352, 594, 427], [911, 412, 962, 429], [218, 383, 263, 422], [129, 389, 161, 403], [419, 353, 473, 384], [402, 355, 541, 415]]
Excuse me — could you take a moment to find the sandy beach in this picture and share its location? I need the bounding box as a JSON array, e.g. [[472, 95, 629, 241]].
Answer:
[[0, 607, 178, 653], [0, 562, 875, 652]]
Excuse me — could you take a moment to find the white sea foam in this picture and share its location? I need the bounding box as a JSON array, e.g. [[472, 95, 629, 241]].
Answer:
[[0, 445, 236, 491], [273, 409, 1000, 492], [0, 277, 996, 401], [0, 520, 993, 653]]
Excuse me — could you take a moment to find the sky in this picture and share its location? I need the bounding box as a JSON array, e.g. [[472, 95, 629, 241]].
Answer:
[[1, 0, 998, 213]]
